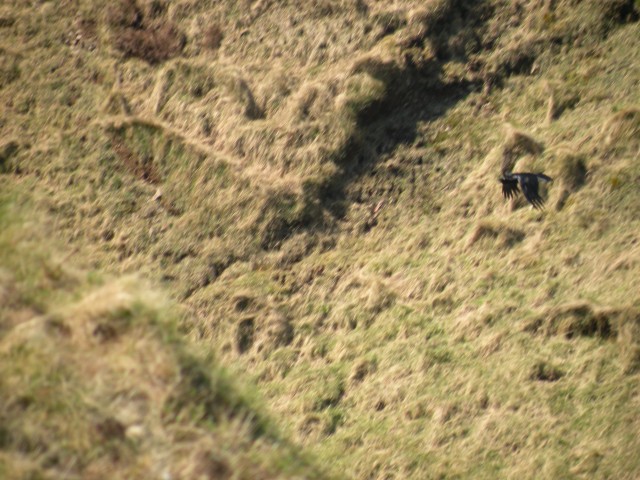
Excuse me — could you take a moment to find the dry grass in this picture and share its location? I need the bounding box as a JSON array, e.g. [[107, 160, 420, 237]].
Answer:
[[0, 195, 331, 479], [2, 0, 640, 478], [467, 219, 526, 249], [501, 124, 544, 171], [601, 107, 640, 153]]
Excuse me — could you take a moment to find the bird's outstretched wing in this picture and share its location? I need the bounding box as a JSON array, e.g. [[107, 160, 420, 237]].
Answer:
[[517, 174, 545, 209], [500, 176, 519, 200], [501, 172, 553, 209]]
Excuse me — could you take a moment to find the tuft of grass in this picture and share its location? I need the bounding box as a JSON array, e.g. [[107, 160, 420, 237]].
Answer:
[[544, 80, 581, 123], [551, 150, 588, 210], [525, 302, 640, 342], [556, 151, 588, 191], [467, 220, 525, 248], [501, 124, 544, 171], [338, 73, 388, 123], [601, 107, 640, 154]]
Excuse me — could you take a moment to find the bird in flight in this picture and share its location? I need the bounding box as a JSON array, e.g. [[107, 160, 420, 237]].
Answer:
[[500, 172, 552, 209]]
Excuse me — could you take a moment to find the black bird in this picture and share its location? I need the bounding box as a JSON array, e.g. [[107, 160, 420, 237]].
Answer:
[[500, 172, 552, 209]]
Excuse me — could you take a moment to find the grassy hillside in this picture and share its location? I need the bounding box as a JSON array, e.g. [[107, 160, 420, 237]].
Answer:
[[1, 0, 640, 478], [0, 196, 331, 478]]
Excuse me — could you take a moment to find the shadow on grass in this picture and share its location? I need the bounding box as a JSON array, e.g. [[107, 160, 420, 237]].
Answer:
[[306, 1, 490, 221]]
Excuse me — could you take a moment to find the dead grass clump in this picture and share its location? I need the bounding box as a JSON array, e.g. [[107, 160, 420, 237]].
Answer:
[[350, 357, 376, 383], [363, 279, 396, 314], [467, 220, 525, 249], [529, 360, 564, 382], [350, 53, 399, 85], [254, 311, 295, 354], [114, 22, 185, 65], [152, 61, 218, 114], [0, 8, 16, 28], [404, 0, 483, 60], [180, 449, 232, 480], [337, 72, 388, 123], [488, 33, 542, 79], [544, 81, 580, 123], [557, 152, 588, 191], [265, 312, 295, 348], [407, 0, 455, 36], [526, 302, 640, 341], [501, 125, 544, 170], [369, 8, 406, 46], [225, 75, 263, 120], [254, 68, 293, 119], [452, 306, 498, 342], [548, 302, 613, 339], [232, 293, 254, 312], [274, 232, 318, 267], [285, 81, 335, 122], [107, 0, 185, 64], [303, 372, 345, 413], [552, 151, 588, 210], [613, 308, 640, 373], [600, 108, 640, 153], [202, 23, 224, 51], [105, 0, 142, 28]]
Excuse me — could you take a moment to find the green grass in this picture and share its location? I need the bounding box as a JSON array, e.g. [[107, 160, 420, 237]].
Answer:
[[2, 0, 640, 478], [0, 193, 333, 479]]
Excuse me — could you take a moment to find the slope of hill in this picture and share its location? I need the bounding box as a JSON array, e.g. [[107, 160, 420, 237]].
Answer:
[[1, 0, 639, 478], [0, 195, 331, 479]]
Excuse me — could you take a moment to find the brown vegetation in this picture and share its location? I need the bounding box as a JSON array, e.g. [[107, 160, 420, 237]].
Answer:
[[107, 0, 185, 64], [202, 23, 224, 51], [1, 0, 640, 478]]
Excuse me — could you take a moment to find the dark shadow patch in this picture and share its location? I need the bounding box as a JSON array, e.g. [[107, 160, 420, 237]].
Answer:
[[555, 152, 588, 211], [530, 361, 564, 382], [94, 417, 126, 441], [0, 140, 20, 174], [305, 2, 492, 222], [162, 353, 272, 440], [524, 302, 640, 340], [106, 0, 185, 64], [547, 302, 612, 339], [236, 317, 255, 354]]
